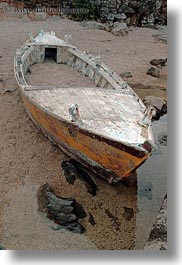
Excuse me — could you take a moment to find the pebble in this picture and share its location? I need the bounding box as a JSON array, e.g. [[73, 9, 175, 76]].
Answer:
[[146, 67, 160, 78], [120, 71, 133, 78], [122, 207, 134, 221]]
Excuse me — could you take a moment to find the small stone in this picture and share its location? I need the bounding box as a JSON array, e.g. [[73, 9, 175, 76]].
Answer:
[[147, 14, 155, 24], [122, 207, 134, 221], [114, 13, 126, 21], [150, 58, 167, 68], [138, 181, 153, 200], [61, 159, 97, 196], [53, 212, 77, 225], [158, 133, 167, 146], [128, 83, 151, 89], [111, 22, 128, 36], [118, 6, 135, 14], [143, 96, 167, 119], [79, 21, 106, 30], [125, 17, 131, 26], [156, 0, 162, 10], [120, 71, 133, 78], [88, 213, 96, 226], [28, 12, 49, 21], [107, 13, 115, 21], [144, 96, 167, 109], [146, 67, 160, 78], [53, 222, 85, 234], [4, 87, 16, 93]]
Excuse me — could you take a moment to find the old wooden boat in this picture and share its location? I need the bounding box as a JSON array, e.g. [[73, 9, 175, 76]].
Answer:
[[14, 30, 155, 184]]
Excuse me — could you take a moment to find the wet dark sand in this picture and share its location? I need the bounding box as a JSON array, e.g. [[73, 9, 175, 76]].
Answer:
[[0, 14, 167, 250]]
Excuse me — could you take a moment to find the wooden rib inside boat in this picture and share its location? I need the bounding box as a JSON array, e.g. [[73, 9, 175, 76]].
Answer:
[[14, 31, 155, 184]]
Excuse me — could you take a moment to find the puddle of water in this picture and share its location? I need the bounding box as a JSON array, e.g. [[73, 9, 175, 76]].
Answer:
[[135, 115, 167, 248]]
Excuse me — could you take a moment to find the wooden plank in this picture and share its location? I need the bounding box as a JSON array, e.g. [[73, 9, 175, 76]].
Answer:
[[24, 86, 99, 91], [82, 63, 89, 76], [19, 65, 27, 85], [68, 48, 96, 69], [68, 48, 128, 90], [67, 55, 75, 67], [85, 65, 92, 77], [78, 61, 86, 73], [74, 58, 82, 71], [21, 46, 34, 62]]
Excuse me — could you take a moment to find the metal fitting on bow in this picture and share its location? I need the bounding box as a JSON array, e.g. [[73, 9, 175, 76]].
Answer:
[[69, 104, 83, 126], [28, 32, 34, 42], [64, 34, 72, 45], [139, 105, 156, 127]]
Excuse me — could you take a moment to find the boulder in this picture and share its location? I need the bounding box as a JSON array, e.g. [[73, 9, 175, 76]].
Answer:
[[61, 159, 97, 196], [120, 71, 133, 78], [88, 212, 96, 226], [114, 13, 127, 21], [150, 58, 167, 68], [122, 207, 134, 221], [107, 13, 115, 21], [143, 96, 167, 120], [146, 66, 160, 78], [125, 17, 131, 25], [158, 133, 167, 146], [37, 184, 86, 233], [79, 21, 106, 30], [128, 1, 141, 9], [155, 0, 162, 10], [28, 12, 49, 21], [111, 22, 128, 36], [118, 5, 135, 14]]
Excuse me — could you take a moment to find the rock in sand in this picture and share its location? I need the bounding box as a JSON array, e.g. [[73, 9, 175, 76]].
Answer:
[[37, 184, 86, 234], [146, 67, 160, 78], [143, 96, 167, 120], [111, 22, 128, 36], [120, 71, 133, 78]]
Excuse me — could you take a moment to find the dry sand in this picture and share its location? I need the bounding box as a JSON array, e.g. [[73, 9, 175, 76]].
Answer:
[[0, 12, 167, 250]]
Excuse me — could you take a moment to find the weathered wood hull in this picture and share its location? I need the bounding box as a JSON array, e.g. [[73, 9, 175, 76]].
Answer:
[[21, 93, 149, 183], [14, 31, 154, 184]]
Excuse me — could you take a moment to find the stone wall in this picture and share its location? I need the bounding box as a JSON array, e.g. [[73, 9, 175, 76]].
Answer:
[[0, 0, 167, 26], [100, 0, 167, 26]]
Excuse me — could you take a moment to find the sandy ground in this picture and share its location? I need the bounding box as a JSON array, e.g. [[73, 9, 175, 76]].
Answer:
[[0, 12, 167, 250]]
